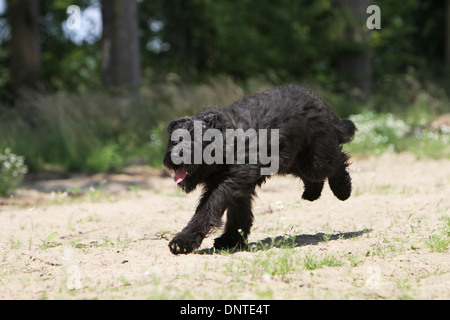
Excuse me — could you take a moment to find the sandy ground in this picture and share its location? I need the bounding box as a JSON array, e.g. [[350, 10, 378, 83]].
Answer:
[[0, 153, 449, 300]]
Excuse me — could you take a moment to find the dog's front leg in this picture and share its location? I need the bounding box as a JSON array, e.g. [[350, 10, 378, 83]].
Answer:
[[169, 183, 228, 254]]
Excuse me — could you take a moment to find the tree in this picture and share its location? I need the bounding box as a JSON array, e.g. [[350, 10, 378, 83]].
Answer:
[[334, 0, 372, 100], [101, 0, 141, 89], [446, 0, 450, 69], [8, 0, 42, 94]]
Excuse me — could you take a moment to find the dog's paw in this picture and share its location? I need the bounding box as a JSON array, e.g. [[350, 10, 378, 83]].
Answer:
[[169, 234, 202, 255], [328, 171, 352, 201], [214, 233, 246, 251], [301, 189, 321, 201], [301, 181, 324, 202], [169, 238, 193, 255]]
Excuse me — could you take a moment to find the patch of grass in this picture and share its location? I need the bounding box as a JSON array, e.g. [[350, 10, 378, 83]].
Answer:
[[224, 247, 346, 281], [348, 255, 365, 267], [91, 235, 133, 248], [303, 251, 343, 270], [39, 232, 61, 250], [251, 249, 298, 277], [8, 236, 22, 249], [425, 215, 450, 253], [87, 180, 106, 202], [425, 235, 448, 253], [70, 239, 87, 249]]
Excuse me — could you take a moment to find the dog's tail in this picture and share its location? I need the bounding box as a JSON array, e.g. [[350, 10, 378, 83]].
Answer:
[[336, 119, 357, 144]]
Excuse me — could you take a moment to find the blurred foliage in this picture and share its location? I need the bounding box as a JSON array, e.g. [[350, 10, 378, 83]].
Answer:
[[139, 0, 449, 86], [140, 0, 343, 84], [0, 148, 27, 196], [0, 78, 252, 172], [0, 0, 448, 94], [370, 0, 446, 77], [346, 111, 450, 158]]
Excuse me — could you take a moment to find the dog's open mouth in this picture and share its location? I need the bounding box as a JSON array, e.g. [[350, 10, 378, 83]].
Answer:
[[174, 168, 188, 184]]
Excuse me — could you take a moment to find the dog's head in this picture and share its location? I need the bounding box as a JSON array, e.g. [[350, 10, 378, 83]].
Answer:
[[163, 112, 222, 193]]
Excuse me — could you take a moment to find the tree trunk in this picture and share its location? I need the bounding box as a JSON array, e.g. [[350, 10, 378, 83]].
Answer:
[[101, 0, 141, 90], [8, 0, 41, 94], [334, 0, 372, 100], [446, 0, 450, 69]]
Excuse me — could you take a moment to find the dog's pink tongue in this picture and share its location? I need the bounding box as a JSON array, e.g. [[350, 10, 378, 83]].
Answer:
[[174, 168, 187, 184]]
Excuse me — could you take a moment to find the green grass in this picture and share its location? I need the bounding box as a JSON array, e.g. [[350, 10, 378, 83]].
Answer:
[[345, 111, 450, 159], [251, 249, 298, 276], [303, 251, 344, 270], [39, 232, 61, 250], [425, 215, 450, 253]]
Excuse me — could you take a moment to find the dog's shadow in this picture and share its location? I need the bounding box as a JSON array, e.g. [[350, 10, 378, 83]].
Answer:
[[195, 229, 371, 255]]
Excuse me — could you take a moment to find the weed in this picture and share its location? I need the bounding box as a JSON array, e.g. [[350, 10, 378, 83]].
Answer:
[[425, 215, 450, 253], [252, 249, 297, 277], [87, 180, 106, 202], [8, 236, 22, 249], [70, 239, 87, 249], [303, 251, 343, 270], [128, 185, 142, 198], [66, 187, 81, 197], [348, 254, 365, 267], [425, 235, 449, 253], [39, 232, 61, 250], [91, 235, 133, 248]]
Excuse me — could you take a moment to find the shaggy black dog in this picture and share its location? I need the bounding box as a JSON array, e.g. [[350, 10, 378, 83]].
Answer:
[[163, 84, 356, 254]]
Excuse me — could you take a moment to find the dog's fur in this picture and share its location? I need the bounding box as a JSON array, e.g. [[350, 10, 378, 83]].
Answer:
[[163, 84, 356, 254]]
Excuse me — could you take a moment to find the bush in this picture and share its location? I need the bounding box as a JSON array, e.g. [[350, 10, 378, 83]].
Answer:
[[346, 111, 450, 158], [347, 111, 410, 155], [0, 148, 28, 196]]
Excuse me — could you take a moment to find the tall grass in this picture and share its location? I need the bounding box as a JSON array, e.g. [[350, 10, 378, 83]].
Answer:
[[0, 77, 251, 172]]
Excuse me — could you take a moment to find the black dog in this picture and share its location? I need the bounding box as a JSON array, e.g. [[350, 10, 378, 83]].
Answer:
[[163, 84, 356, 254]]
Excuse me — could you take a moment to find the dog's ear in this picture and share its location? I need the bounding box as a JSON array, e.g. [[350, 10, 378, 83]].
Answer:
[[202, 113, 222, 131], [167, 117, 191, 133]]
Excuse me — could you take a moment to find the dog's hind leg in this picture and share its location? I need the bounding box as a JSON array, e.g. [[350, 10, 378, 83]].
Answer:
[[214, 194, 254, 250], [328, 151, 352, 201], [291, 146, 327, 201], [300, 178, 324, 201]]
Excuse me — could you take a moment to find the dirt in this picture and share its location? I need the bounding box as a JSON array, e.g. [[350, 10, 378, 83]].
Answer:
[[0, 153, 449, 300]]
